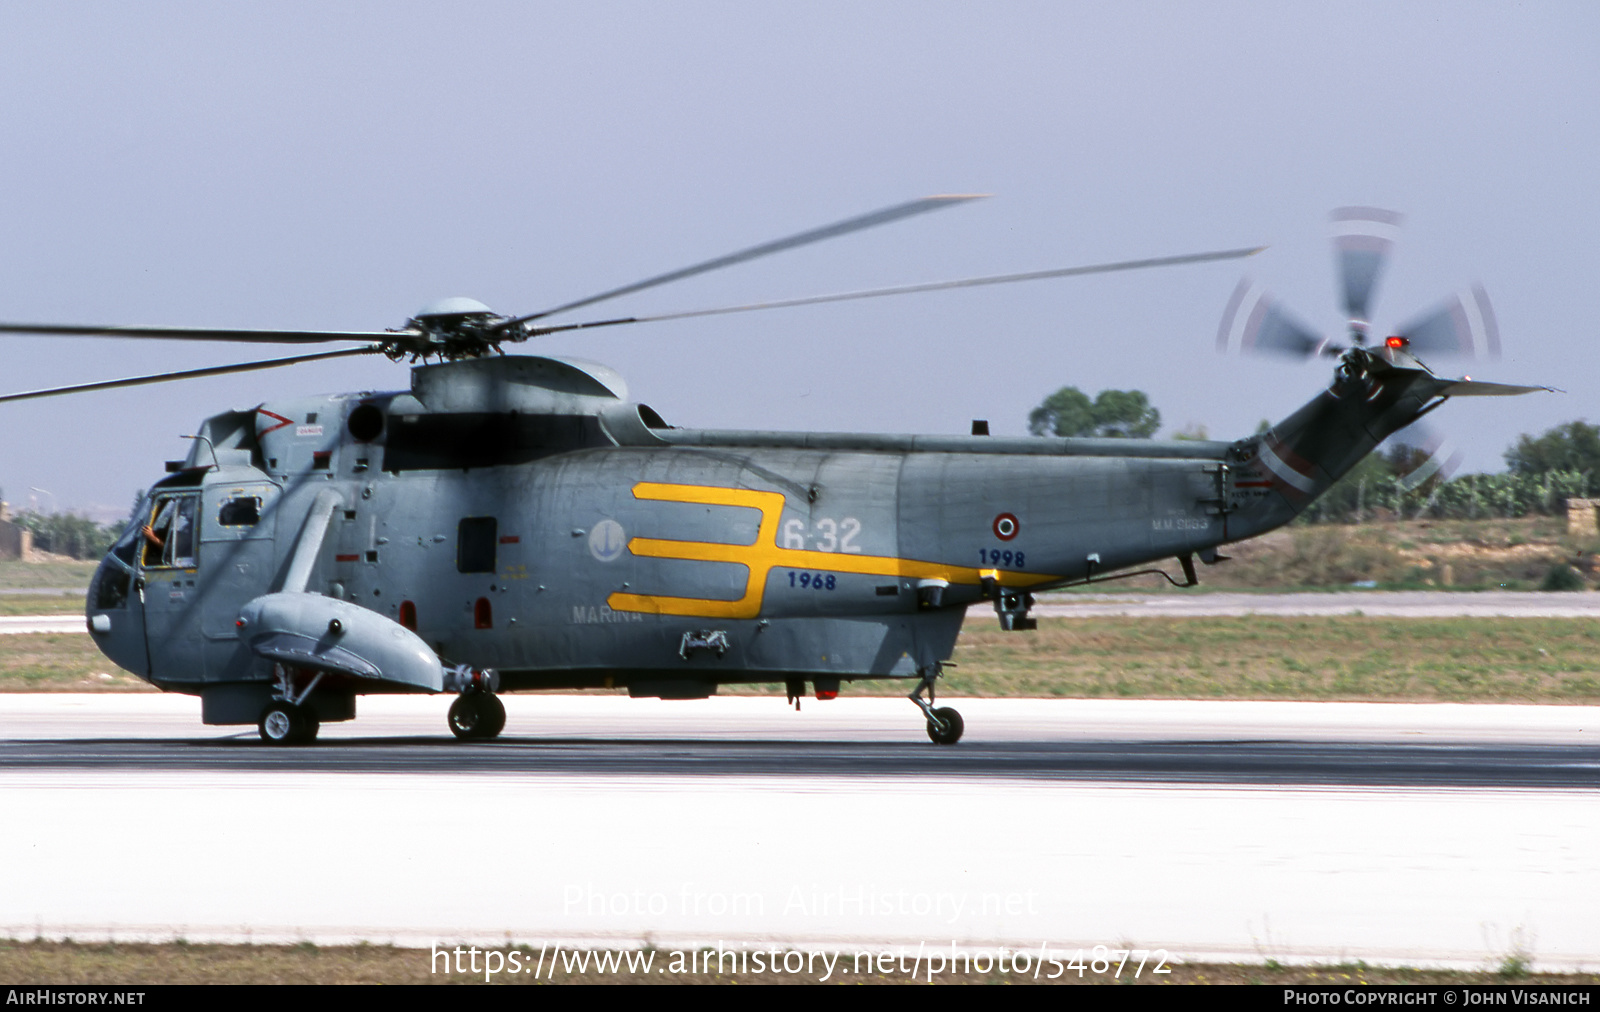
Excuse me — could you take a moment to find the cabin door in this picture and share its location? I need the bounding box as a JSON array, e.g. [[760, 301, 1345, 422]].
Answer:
[[136, 490, 205, 685], [197, 483, 282, 681]]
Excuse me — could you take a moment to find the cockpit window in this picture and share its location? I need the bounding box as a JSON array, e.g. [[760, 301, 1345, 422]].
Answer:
[[92, 524, 141, 609], [218, 495, 261, 527], [142, 494, 199, 568]]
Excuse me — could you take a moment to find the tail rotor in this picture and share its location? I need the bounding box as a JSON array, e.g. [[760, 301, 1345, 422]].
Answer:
[[1395, 283, 1501, 360], [1216, 279, 1331, 358], [1332, 206, 1402, 346], [1219, 207, 1509, 497]]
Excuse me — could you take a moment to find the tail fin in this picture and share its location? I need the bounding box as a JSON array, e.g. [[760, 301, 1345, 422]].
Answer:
[[1222, 349, 1549, 541]]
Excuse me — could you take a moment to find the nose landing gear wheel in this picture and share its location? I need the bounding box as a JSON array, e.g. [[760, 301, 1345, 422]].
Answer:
[[925, 706, 964, 746], [259, 701, 318, 745], [448, 691, 507, 740]]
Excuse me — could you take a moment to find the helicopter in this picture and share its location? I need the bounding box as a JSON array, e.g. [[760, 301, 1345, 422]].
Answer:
[[0, 199, 1548, 745]]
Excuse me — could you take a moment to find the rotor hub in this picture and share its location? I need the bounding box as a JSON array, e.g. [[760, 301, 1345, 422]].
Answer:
[[391, 297, 528, 362]]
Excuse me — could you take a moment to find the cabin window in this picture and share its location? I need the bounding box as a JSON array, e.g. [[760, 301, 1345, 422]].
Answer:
[[218, 495, 261, 527], [457, 517, 497, 574], [141, 494, 199, 568]]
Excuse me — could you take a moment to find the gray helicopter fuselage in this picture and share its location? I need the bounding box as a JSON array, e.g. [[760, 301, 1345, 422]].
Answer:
[[85, 355, 1248, 723], [53, 203, 1539, 743]]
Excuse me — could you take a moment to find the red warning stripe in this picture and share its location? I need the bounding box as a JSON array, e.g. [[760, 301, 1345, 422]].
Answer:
[[256, 409, 294, 436]]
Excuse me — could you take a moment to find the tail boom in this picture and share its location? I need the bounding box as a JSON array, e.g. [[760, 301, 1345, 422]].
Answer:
[[1222, 351, 1502, 541]]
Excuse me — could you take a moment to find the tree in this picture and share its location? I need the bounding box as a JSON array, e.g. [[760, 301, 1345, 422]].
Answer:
[[1028, 387, 1094, 437], [12, 510, 124, 560], [1028, 386, 1161, 438], [1505, 421, 1600, 493]]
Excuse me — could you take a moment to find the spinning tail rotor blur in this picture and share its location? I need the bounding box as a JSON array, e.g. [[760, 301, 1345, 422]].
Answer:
[[1217, 207, 1528, 491]]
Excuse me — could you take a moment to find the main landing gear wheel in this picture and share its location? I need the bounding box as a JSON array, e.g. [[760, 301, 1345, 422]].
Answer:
[[258, 701, 319, 745], [448, 691, 506, 741], [925, 706, 964, 746], [910, 667, 963, 745]]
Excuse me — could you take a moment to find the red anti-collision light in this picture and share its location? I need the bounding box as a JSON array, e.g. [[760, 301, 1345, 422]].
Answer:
[[1386, 336, 1407, 349]]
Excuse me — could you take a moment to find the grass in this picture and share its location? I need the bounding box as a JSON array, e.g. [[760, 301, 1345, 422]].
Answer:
[[0, 559, 96, 589], [7, 615, 1600, 701], [0, 593, 88, 616], [1063, 516, 1600, 593], [0, 940, 1594, 985], [1497, 953, 1532, 979], [940, 615, 1600, 702], [0, 633, 151, 691], [726, 614, 1600, 703]]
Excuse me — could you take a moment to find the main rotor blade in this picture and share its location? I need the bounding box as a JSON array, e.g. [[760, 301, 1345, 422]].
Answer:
[[0, 347, 382, 404], [0, 322, 395, 343], [1215, 278, 1333, 358], [1332, 206, 1402, 335], [526, 246, 1266, 338], [506, 194, 987, 328], [1396, 284, 1501, 359]]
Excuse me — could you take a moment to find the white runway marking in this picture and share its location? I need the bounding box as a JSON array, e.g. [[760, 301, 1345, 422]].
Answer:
[[1, 695, 1597, 969], [0, 615, 85, 635], [0, 771, 1593, 970]]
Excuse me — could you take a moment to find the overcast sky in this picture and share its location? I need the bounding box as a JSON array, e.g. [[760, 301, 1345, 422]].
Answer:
[[0, 2, 1595, 517]]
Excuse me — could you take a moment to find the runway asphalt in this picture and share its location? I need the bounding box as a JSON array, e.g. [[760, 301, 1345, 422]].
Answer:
[[2, 695, 1596, 788], [3, 735, 1597, 789], [2, 695, 1597, 968]]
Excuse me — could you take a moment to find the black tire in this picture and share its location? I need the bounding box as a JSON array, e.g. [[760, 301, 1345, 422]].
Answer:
[[926, 706, 964, 746], [259, 701, 302, 745], [479, 693, 507, 739], [447, 694, 479, 739], [449, 692, 503, 740], [292, 709, 321, 745]]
